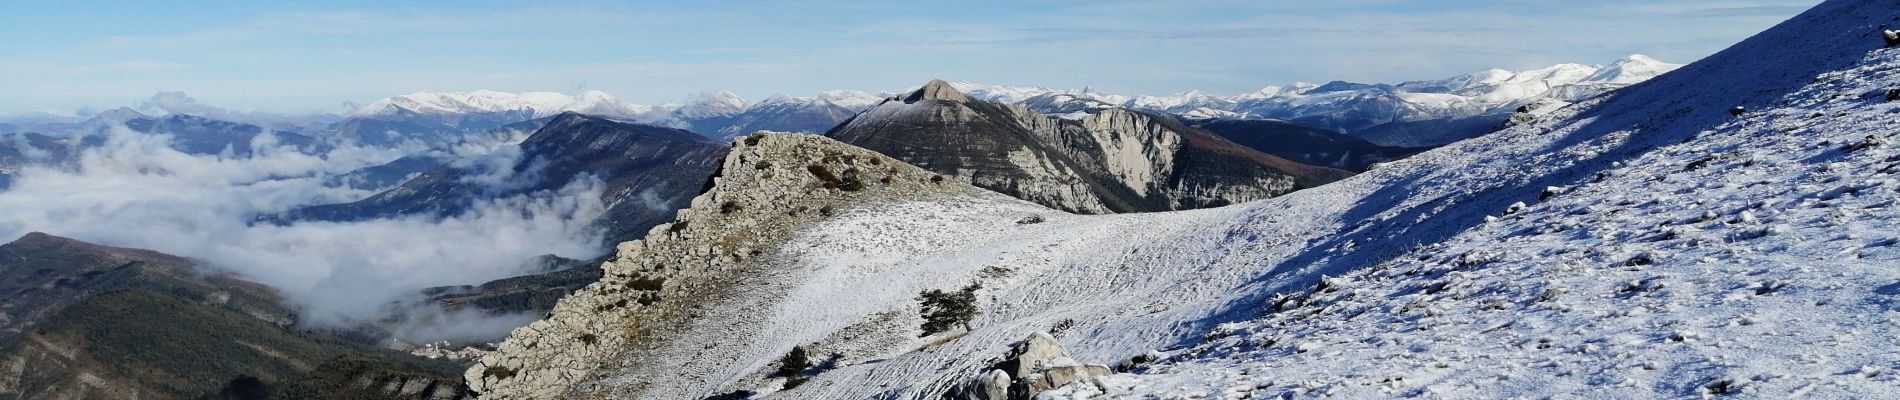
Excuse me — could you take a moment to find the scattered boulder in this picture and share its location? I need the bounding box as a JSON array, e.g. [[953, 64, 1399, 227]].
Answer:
[[1844, 135, 1889, 153], [1015, 215, 1046, 225], [1730, 106, 1748, 117], [945, 333, 1112, 400], [1540, 186, 1568, 201], [1884, 29, 1900, 48], [1886, 88, 1900, 102]]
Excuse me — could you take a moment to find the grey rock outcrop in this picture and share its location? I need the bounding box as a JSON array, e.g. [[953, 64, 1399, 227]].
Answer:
[[466, 132, 987, 398], [945, 333, 1112, 400], [828, 79, 1351, 214]]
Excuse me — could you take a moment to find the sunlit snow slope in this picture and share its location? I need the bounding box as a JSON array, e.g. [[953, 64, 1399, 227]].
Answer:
[[480, 1, 1897, 398], [1045, 1, 1900, 398]]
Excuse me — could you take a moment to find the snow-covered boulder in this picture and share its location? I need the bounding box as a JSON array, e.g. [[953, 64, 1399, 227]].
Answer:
[[946, 333, 1113, 400]]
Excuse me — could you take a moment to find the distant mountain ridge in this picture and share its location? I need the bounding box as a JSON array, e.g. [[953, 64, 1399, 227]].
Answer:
[[326, 54, 1676, 145]]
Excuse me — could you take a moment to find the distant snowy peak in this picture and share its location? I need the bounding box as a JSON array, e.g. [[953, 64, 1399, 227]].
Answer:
[[945, 81, 1065, 104], [90, 107, 150, 123], [1126, 90, 1234, 112], [672, 91, 751, 119], [353, 90, 659, 119], [1232, 86, 1286, 102], [938, 54, 1679, 125], [1586, 54, 1685, 84], [750, 90, 885, 113], [815, 90, 885, 111]]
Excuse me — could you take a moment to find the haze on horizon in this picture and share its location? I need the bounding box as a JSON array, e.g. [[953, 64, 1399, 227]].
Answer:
[[0, 0, 1819, 115]]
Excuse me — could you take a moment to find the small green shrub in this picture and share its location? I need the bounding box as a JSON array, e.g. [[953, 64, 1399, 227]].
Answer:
[[917, 283, 981, 337], [775, 346, 810, 377], [808, 165, 842, 189], [839, 169, 865, 192]]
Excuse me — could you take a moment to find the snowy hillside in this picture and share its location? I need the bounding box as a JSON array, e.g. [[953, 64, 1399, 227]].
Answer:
[[1046, 1, 1900, 398], [470, 1, 1899, 399]]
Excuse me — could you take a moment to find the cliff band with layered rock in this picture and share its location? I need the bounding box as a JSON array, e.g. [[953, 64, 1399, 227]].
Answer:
[[827, 80, 1350, 214]]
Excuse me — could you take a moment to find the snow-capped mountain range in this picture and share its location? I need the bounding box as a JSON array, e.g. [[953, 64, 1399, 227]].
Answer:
[[944, 54, 1678, 118], [351, 90, 672, 121], [345, 54, 1678, 140]]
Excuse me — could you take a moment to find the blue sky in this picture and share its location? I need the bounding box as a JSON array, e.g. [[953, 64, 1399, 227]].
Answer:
[[0, 0, 1819, 114]]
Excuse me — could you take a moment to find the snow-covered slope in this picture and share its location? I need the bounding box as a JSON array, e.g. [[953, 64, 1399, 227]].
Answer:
[[1047, 2, 1900, 398], [471, 1, 1889, 399]]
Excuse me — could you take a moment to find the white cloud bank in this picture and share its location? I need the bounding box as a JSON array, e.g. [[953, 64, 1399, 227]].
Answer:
[[0, 125, 610, 340]]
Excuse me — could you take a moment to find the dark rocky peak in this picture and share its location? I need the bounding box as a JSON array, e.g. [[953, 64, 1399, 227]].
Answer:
[[903, 79, 971, 104]]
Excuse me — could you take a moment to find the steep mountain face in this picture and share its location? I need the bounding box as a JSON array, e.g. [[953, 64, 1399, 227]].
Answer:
[[465, 2, 1882, 398], [827, 80, 1351, 214], [280, 112, 728, 243], [1188, 119, 1426, 171]]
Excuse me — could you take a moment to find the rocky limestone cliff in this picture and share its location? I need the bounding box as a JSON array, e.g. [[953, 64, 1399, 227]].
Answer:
[[828, 80, 1350, 214], [467, 132, 991, 398]]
